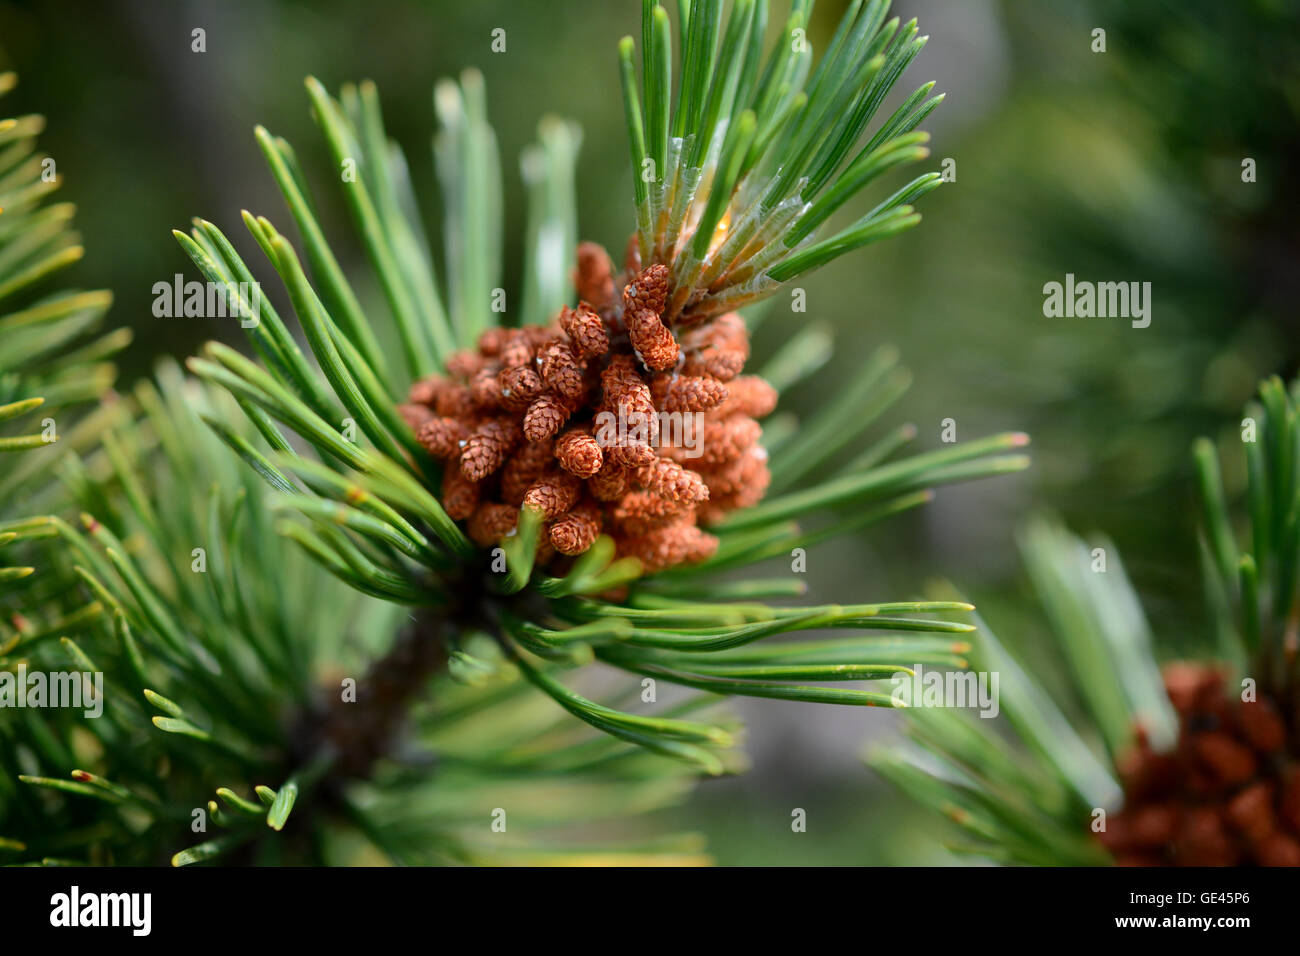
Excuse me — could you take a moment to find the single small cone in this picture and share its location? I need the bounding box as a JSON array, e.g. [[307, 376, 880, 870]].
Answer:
[[522, 471, 583, 520], [714, 375, 777, 418], [550, 503, 602, 555], [612, 491, 692, 535], [523, 393, 570, 442], [574, 241, 616, 314], [445, 350, 485, 379], [408, 376, 441, 406], [471, 365, 503, 409], [460, 418, 521, 481], [560, 303, 609, 358], [1099, 664, 1300, 866], [477, 327, 510, 356], [589, 460, 630, 501], [467, 502, 519, 547], [433, 383, 475, 419], [635, 458, 708, 502], [499, 331, 535, 369], [628, 309, 680, 370], [417, 417, 470, 458], [622, 263, 670, 316], [500, 438, 555, 506], [441, 462, 480, 520], [399, 402, 434, 430], [498, 366, 544, 412], [539, 341, 585, 399], [618, 522, 718, 573], [555, 428, 604, 478], [653, 374, 728, 413]]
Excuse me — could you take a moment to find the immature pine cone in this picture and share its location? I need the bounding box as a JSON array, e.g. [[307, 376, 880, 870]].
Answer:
[[406, 241, 777, 573], [1097, 663, 1300, 866]]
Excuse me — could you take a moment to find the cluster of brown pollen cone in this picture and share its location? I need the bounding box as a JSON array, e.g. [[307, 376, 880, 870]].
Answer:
[[1098, 663, 1300, 866], [398, 240, 776, 573]]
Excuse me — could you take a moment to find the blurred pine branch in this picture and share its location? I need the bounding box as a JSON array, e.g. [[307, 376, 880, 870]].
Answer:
[[874, 377, 1300, 866]]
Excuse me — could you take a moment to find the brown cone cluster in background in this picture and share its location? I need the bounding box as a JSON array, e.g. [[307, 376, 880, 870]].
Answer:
[[1098, 663, 1300, 866], [398, 240, 776, 573]]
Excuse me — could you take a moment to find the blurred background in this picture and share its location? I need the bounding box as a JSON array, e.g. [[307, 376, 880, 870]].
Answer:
[[2, 0, 1295, 863]]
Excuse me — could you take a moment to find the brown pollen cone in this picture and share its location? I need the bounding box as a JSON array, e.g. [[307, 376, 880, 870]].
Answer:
[[402, 240, 776, 574], [1097, 662, 1300, 866]]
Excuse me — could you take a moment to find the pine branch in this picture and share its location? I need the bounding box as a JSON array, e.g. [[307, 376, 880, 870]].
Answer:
[[0, 74, 120, 500], [875, 375, 1300, 866], [3, 7, 1025, 868]]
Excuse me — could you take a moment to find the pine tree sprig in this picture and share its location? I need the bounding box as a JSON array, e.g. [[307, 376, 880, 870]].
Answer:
[[624, 0, 944, 325], [876, 376, 1300, 866], [1, 12, 1033, 866]]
